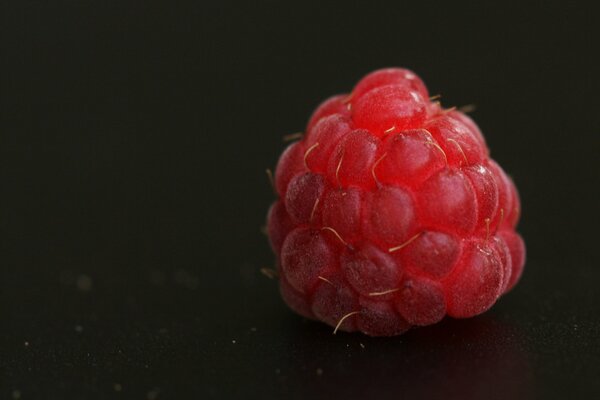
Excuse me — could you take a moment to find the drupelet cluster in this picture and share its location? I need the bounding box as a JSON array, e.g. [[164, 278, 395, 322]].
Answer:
[[267, 68, 525, 336]]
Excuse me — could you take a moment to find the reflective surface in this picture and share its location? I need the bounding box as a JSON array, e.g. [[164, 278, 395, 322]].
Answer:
[[1, 1, 599, 398]]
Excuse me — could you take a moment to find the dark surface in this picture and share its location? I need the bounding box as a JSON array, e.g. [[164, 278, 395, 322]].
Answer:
[[1, 1, 599, 399]]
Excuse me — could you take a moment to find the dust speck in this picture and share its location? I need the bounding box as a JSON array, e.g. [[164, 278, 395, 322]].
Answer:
[[76, 274, 93, 291], [75, 325, 83, 333], [147, 388, 160, 399], [149, 269, 166, 286], [174, 269, 198, 289], [316, 368, 323, 376], [114, 383, 122, 392], [12, 390, 21, 399]]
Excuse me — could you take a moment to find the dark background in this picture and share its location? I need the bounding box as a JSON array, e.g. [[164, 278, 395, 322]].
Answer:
[[1, 1, 599, 399]]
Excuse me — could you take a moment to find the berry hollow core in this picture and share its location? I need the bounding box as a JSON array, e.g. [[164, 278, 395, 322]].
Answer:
[[266, 68, 525, 337]]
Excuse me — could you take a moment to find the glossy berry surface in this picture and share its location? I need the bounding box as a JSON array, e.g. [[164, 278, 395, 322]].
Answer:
[[267, 68, 525, 336]]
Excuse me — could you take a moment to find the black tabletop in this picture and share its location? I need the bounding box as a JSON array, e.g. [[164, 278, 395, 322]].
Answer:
[[2, 1, 599, 399]]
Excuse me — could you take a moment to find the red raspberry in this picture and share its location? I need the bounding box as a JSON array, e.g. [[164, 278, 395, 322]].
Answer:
[[267, 68, 525, 336]]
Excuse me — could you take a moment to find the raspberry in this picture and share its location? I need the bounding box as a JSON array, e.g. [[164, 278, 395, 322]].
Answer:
[[267, 68, 525, 336]]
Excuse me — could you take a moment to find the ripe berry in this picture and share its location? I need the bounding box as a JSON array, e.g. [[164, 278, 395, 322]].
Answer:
[[267, 68, 525, 336]]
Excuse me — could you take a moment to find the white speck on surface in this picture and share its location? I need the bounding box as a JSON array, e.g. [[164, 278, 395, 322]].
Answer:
[[232, 339, 236, 344], [12, 390, 21, 399], [173, 269, 199, 289], [149, 269, 166, 285], [24, 341, 29, 347], [75, 325, 83, 333], [316, 368, 323, 376], [76, 274, 93, 291], [114, 383, 122, 392], [147, 388, 160, 399]]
